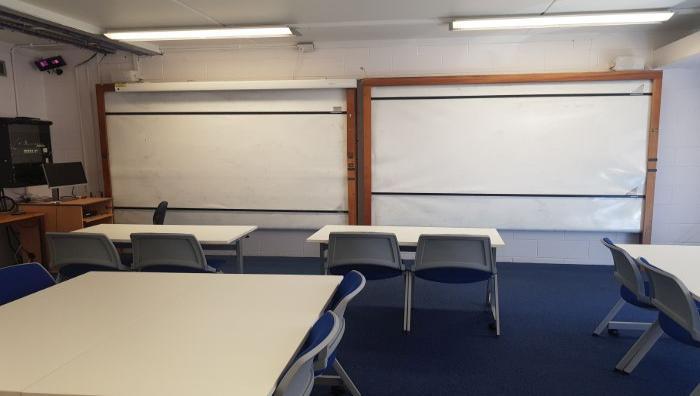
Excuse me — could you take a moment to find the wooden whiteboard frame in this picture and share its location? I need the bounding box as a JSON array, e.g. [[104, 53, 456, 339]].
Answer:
[[96, 83, 358, 225], [360, 71, 663, 243]]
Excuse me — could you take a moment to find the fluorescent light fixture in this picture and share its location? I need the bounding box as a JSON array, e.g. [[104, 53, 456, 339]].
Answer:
[[105, 26, 294, 41], [451, 10, 674, 31]]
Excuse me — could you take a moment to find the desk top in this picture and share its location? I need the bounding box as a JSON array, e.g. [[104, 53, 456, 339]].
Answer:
[[307, 225, 505, 247], [0, 272, 341, 396], [21, 197, 112, 206], [0, 212, 44, 225], [619, 244, 700, 300], [75, 223, 258, 245]]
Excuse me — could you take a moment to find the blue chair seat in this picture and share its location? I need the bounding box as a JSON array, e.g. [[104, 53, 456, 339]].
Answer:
[[620, 283, 654, 308], [139, 265, 213, 273], [329, 264, 402, 280], [658, 300, 700, 347], [206, 258, 227, 271], [414, 267, 492, 284]]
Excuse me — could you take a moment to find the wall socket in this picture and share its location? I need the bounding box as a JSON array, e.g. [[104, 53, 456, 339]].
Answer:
[[0, 60, 6, 77]]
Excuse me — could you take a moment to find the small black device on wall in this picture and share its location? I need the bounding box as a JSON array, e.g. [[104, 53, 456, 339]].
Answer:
[[34, 55, 66, 75], [0, 117, 53, 188]]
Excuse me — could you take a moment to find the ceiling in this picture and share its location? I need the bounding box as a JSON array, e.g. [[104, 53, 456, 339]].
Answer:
[[3, 0, 700, 45]]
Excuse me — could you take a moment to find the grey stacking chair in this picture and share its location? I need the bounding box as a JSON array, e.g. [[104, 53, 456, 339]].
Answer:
[[593, 238, 654, 336], [315, 270, 366, 396], [327, 232, 407, 330], [130, 233, 216, 273], [409, 234, 500, 335], [616, 257, 700, 374], [46, 232, 128, 281], [274, 311, 341, 396]]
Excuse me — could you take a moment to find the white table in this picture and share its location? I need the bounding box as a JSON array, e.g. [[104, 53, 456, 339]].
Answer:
[[0, 272, 341, 396], [76, 224, 258, 273], [307, 225, 505, 334], [619, 244, 700, 300], [613, 244, 700, 374]]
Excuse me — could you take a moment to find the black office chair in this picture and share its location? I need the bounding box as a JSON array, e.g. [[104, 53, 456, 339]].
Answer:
[[153, 201, 168, 225]]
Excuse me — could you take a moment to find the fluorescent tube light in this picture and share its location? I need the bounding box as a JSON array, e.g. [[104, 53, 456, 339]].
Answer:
[[451, 11, 674, 31], [105, 26, 294, 41]]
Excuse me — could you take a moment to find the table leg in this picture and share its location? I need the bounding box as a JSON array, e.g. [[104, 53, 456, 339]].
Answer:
[[235, 239, 244, 274], [320, 244, 328, 275]]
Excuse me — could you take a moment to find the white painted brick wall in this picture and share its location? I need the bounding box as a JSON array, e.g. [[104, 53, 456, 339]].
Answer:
[[15, 30, 693, 263]]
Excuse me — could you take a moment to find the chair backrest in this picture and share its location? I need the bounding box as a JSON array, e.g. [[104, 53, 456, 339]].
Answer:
[[0, 263, 55, 305], [46, 232, 122, 270], [274, 311, 340, 396], [152, 201, 168, 225], [601, 238, 647, 300], [637, 257, 700, 342], [328, 270, 366, 318], [414, 234, 494, 273], [130, 233, 210, 272], [327, 232, 402, 270]]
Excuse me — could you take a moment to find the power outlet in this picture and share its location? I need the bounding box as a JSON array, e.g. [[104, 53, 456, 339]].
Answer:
[[0, 60, 6, 77]]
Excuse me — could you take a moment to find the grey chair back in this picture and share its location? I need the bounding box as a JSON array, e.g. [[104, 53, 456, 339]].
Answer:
[[414, 234, 494, 273], [46, 232, 123, 271], [327, 232, 402, 271], [130, 233, 213, 272], [637, 257, 700, 342], [601, 238, 648, 302], [153, 201, 168, 225], [274, 311, 340, 396]]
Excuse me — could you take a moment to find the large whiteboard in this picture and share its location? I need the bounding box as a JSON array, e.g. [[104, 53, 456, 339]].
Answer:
[[105, 88, 349, 228], [371, 81, 651, 232]]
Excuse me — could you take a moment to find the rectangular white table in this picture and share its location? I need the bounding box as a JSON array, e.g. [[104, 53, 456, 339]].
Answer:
[[307, 225, 505, 334], [0, 272, 341, 396], [76, 224, 258, 273], [614, 244, 700, 374], [618, 244, 700, 300]]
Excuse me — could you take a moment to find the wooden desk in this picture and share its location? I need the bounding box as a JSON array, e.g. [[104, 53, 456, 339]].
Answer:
[[20, 197, 113, 232], [0, 272, 341, 396], [76, 223, 258, 273], [0, 212, 46, 264]]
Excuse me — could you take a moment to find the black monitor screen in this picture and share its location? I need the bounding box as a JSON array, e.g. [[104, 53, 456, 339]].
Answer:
[[42, 162, 87, 188]]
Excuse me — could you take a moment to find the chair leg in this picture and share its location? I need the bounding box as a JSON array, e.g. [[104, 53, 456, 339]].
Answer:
[[615, 319, 663, 374], [593, 298, 626, 336], [691, 383, 700, 396], [403, 272, 413, 333], [333, 360, 361, 396], [491, 273, 501, 336], [485, 277, 492, 309]]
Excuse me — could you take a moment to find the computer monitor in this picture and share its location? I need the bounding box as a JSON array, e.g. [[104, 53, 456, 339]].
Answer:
[[42, 162, 87, 200]]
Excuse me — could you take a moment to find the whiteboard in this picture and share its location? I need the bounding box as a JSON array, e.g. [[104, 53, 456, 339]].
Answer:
[[105, 88, 348, 228], [371, 80, 651, 231]]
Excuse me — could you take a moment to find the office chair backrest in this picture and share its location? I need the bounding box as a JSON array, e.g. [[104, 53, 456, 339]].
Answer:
[[130, 233, 210, 272], [153, 201, 168, 225], [46, 232, 122, 270], [638, 257, 700, 342], [329, 270, 366, 318], [328, 232, 402, 270], [601, 238, 647, 301], [0, 262, 55, 305], [415, 234, 494, 273], [274, 311, 340, 396]]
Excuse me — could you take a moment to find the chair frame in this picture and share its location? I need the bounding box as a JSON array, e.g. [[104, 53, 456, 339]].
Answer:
[[616, 257, 700, 374], [407, 234, 500, 336], [46, 232, 126, 282], [593, 238, 653, 336], [274, 311, 341, 396]]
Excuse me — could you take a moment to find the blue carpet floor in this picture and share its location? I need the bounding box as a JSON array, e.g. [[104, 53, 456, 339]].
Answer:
[[223, 257, 699, 396]]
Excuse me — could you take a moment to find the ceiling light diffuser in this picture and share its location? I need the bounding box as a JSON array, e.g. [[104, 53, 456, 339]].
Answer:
[[451, 11, 674, 31], [105, 26, 294, 41]]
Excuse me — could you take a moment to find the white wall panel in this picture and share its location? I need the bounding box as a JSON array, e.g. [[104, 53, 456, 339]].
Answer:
[[372, 195, 642, 232], [372, 81, 651, 231]]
